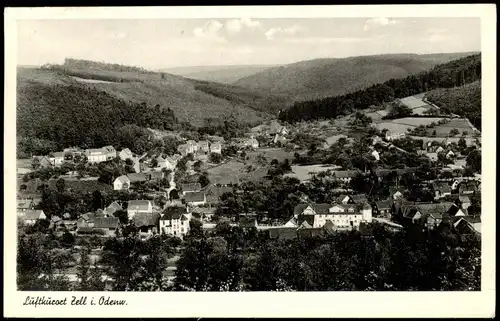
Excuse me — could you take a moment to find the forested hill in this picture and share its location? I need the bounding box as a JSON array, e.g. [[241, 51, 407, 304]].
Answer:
[[234, 52, 478, 102], [278, 54, 481, 126]]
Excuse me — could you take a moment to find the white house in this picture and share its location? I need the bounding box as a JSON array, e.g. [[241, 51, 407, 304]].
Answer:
[[198, 141, 210, 153], [119, 148, 133, 161], [371, 150, 380, 161], [127, 200, 153, 219], [113, 175, 131, 191], [157, 155, 176, 170], [86, 148, 107, 163], [102, 146, 117, 160], [210, 142, 222, 154], [159, 206, 191, 238], [294, 203, 372, 231], [246, 136, 259, 149], [385, 131, 405, 141], [18, 210, 47, 225], [53, 152, 65, 166]]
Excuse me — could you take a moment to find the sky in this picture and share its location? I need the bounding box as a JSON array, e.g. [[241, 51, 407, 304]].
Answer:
[[17, 17, 481, 69]]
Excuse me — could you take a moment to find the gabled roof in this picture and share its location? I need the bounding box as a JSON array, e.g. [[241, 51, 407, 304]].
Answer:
[[127, 200, 152, 211], [375, 199, 393, 210], [105, 201, 122, 215], [331, 170, 361, 178], [127, 173, 148, 183], [432, 181, 452, 193], [184, 191, 206, 203], [53, 152, 65, 158], [148, 171, 164, 179], [161, 206, 187, 221], [402, 202, 458, 219], [297, 220, 312, 229], [133, 213, 160, 228], [114, 175, 130, 184], [336, 194, 349, 203], [181, 183, 201, 192], [92, 217, 119, 229], [22, 210, 45, 220], [268, 227, 297, 240]]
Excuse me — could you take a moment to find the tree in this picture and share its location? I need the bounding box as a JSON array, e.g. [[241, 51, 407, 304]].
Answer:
[[60, 231, 75, 247], [209, 153, 222, 164], [75, 245, 105, 291], [55, 178, 66, 193], [193, 160, 203, 172], [449, 128, 460, 137], [114, 209, 129, 225], [466, 149, 481, 173], [189, 218, 203, 237], [432, 129, 437, 137], [151, 158, 158, 168], [458, 138, 467, 153], [198, 172, 210, 188], [387, 103, 413, 119]]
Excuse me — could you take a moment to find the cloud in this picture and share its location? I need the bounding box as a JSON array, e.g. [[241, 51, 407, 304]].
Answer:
[[363, 17, 398, 31], [225, 18, 261, 35], [193, 20, 226, 43], [265, 25, 303, 40]]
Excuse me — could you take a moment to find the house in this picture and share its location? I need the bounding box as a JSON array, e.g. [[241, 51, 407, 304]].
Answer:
[[18, 210, 47, 225], [436, 146, 445, 154], [127, 200, 153, 219], [455, 215, 481, 234], [400, 202, 463, 229], [268, 227, 297, 240], [192, 207, 216, 222], [273, 134, 287, 145], [127, 173, 148, 184], [446, 150, 456, 159], [156, 155, 175, 170], [385, 130, 405, 141], [102, 146, 117, 160], [148, 171, 164, 181], [374, 200, 392, 218], [92, 217, 120, 236], [177, 144, 190, 156], [113, 175, 131, 191], [284, 217, 298, 227], [245, 136, 259, 149], [160, 206, 191, 238], [198, 141, 210, 153], [133, 212, 160, 237], [331, 170, 360, 183], [294, 202, 372, 231], [132, 158, 141, 173], [85, 148, 107, 163], [49, 215, 65, 230], [119, 148, 133, 161], [459, 195, 472, 210], [371, 149, 380, 161], [181, 183, 202, 195], [186, 140, 199, 153], [35, 156, 53, 168], [203, 184, 233, 205], [453, 218, 478, 235], [104, 201, 122, 216], [335, 195, 351, 204], [184, 192, 206, 206], [17, 199, 34, 212], [432, 181, 452, 199], [389, 187, 405, 200], [53, 152, 65, 166], [210, 142, 222, 154]]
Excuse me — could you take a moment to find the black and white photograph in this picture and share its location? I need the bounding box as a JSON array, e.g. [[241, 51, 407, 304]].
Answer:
[[4, 4, 496, 318]]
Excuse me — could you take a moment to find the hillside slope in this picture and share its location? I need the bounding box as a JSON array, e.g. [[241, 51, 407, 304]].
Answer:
[[161, 64, 276, 84], [234, 52, 479, 102], [17, 59, 284, 129], [424, 81, 481, 130]]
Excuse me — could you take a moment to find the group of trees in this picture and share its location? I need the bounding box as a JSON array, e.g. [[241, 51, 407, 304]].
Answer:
[[279, 54, 481, 123], [17, 82, 178, 156], [173, 222, 481, 291]]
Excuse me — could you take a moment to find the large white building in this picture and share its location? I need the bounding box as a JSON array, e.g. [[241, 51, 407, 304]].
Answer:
[[294, 202, 372, 231], [85, 146, 116, 163], [127, 200, 153, 219], [159, 206, 191, 238]]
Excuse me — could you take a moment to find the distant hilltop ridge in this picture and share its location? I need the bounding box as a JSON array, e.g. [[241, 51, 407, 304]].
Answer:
[[43, 58, 153, 73]]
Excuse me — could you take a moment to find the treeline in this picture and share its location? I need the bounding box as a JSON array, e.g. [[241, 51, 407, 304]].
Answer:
[[43, 65, 138, 83], [17, 82, 178, 156], [279, 54, 481, 123], [63, 58, 150, 73]]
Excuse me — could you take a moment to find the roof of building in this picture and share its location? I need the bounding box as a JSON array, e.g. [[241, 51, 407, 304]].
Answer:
[[161, 206, 188, 221], [148, 171, 164, 179], [133, 213, 160, 228], [336, 194, 349, 203], [181, 183, 201, 192], [294, 203, 363, 216], [375, 199, 393, 210], [17, 199, 34, 209], [92, 217, 119, 229], [184, 191, 206, 203], [297, 220, 312, 229], [53, 152, 65, 158], [402, 202, 458, 219], [297, 227, 325, 238], [432, 181, 452, 193], [331, 170, 361, 178], [268, 227, 297, 240], [127, 173, 148, 183], [350, 194, 369, 204], [127, 200, 152, 211], [105, 201, 122, 215], [21, 210, 45, 220]]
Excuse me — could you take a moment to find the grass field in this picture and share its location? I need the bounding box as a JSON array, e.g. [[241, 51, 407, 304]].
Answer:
[[285, 164, 341, 182], [390, 117, 446, 126]]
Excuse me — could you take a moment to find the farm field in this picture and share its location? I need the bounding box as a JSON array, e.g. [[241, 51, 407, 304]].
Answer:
[[389, 117, 446, 126], [375, 122, 414, 133], [285, 164, 341, 182], [410, 136, 479, 146], [246, 148, 295, 163]]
